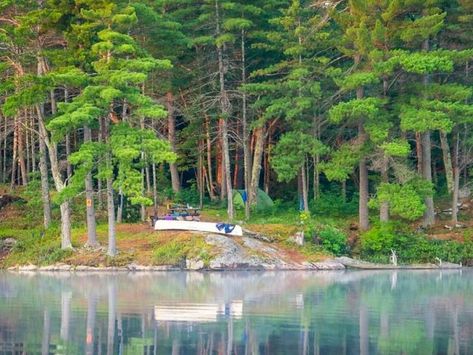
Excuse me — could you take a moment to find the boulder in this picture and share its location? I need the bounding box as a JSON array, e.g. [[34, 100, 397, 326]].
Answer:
[[186, 259, 205, 270]]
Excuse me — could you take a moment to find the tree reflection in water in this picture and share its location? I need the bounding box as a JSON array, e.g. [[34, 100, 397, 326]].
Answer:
[[0, 270, 472, 354]]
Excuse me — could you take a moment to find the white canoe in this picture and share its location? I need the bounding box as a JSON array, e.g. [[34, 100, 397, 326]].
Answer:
[[154, 220, 243, 237]]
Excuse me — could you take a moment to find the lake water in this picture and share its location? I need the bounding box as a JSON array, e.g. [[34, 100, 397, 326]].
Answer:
[[0, 270, 472, 354]]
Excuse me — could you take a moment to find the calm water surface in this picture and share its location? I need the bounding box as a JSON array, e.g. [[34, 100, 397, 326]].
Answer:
[[0, 270, 472, 354]]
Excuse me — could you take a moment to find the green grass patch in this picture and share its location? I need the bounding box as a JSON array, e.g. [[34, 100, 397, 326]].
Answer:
[[152, 236, 215, 266]]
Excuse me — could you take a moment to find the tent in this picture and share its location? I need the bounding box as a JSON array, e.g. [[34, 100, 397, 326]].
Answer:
[[232, 188, 274, 211]]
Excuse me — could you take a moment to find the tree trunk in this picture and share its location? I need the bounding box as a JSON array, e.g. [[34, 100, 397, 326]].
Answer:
[[452, 132, 460, 225], [422, 39, 435, 228], [249, 126, 265, 207], [37, 104, 72, 249], [342, 180, 347, 203], [166, 92, 180, 194], [205, 114, 216, 200], [152, 163, 158, 218], [241, 29, 251, 220], [84, 126, 98, 247], [439, 131, 453, 194], [104, 115, 116, 256], [416, 132, 423, 174], [2, 114, 7, 184], [301, 162, 309, 212], [422, 131, 435, 227], [17, 113, 28, 186], [65, 134, 72, 179], [357, 84, 369, 231], [215, 0, 233, 220], [313, 155, 320, 200], [117, 188, 124, 223], [380, 155, 389, 222], [38, 120, 52, 229], [10, 116, 18, 188]]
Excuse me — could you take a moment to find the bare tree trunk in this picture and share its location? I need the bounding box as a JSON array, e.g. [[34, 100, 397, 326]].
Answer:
[[205, 114, 216, 200], [416, 132, 423, 174], [313, 155, 320, 200], [241, 29, 251, 220], [215, 0, 234, 220], [452, 132, 460, 225], [439, 131, 453, 194], [380, 155, 389, 222], [422, 39, 435, 228], [65, 134, 72, 179], [166, 92, 180, 194], [117, 188, 124, 224], [198, 139, 204, 208], [38, 117, 52, 229], [84, 126, 98, 247], [152, 163, 158, 218], [104, 115, 116, 256], [301, 162, 309, 212], [37, 104, 72, 249], [2, 115, 7, 184], [10, 116, 18, 188], [422, 130, 435, 227], [249, 126, 265, 207], [341, 180, 347, 203], [18, 113, 28, 186], [357, 84, 369, 231]]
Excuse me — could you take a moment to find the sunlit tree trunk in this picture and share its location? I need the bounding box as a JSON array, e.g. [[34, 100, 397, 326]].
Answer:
[[84, 126, 98, 246], [166, 92, 180, 194], [357, 83, 369, 231], [241, 29, 252, 220], [249, 126, 265, 207], [215, 0, 234, 219], [440, 131, 453, 194], [452, 132, 460, 225], [422, 39, 435, 227]]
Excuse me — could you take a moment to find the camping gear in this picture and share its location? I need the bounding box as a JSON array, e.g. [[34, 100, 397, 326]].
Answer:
[[232, 189, 274, 211], [154, 220, 243, 236]]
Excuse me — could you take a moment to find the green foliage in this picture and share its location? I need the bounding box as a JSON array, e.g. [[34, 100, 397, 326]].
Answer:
[[317, 226, 348, 256], [370, 179, 433, 221], [361, 223, 473, 265], [272, 131, 326, 182], [329, 98, 385, 124]]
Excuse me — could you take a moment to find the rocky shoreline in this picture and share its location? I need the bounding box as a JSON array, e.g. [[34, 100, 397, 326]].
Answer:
[[5, 260, 346, 272], [2, 233, 464, 272]]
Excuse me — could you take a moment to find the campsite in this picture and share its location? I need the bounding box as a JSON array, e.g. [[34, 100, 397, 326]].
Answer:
[[1, 0, 473, 354]]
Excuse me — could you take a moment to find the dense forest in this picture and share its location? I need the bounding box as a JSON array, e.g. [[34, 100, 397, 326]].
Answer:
[[2, 0, 473, 259]]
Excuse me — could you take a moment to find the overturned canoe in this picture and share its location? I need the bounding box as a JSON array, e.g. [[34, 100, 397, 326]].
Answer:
[[335, 256, 462, 270], [154, 220, 243, 237]]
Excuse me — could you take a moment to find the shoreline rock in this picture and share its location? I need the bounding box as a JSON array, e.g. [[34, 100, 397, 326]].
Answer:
[[4, 260, 345, 272]]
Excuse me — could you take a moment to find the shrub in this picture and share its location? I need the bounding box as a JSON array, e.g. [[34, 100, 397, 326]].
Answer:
[[360, 223, 473, 265], [318, 226, 348, 256], [310, 193, 357, 217]]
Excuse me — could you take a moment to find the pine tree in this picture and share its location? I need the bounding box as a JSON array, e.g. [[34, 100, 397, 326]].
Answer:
[[48, 1, 175, 254]]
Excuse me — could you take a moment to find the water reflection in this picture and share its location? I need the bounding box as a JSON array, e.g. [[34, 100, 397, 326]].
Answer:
[[0, 270, 472, 354]]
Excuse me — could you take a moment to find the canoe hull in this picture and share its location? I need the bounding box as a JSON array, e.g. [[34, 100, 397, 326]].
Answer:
[[154, 220, 243, 237]]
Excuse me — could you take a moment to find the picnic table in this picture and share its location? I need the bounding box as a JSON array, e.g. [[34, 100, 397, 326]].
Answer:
[[166, 204, 201, 220]]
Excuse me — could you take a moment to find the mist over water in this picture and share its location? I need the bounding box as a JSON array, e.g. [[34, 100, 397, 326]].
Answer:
[[0, 270, 472, 354]]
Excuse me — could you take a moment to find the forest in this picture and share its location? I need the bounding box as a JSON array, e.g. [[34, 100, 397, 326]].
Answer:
[[1, 0, 473, 264]]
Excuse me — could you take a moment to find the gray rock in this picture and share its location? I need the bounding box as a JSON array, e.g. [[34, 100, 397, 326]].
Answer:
[[186, 259, 205, 270], [18, 264, 38, 271], [2, 238, 17, 248]]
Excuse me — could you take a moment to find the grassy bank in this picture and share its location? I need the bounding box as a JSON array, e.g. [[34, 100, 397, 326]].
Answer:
[[1, 189, 473, 268]]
